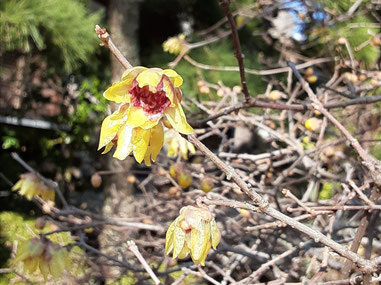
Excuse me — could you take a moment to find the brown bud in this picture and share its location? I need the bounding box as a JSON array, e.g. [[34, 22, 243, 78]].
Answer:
[[35, 217, 47, 230], [91, 173, 102, 188], [200, 176, 214, 193]]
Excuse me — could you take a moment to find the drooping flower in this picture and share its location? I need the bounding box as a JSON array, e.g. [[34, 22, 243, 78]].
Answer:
[[165, 129, 196, 160], [13, 238, 70, 281], [103, 67, 193, 134], [162, 34, 188, 55], [165, 206, 220, 265], [12, 173, 55, 202], [98, 67, 194, 165]]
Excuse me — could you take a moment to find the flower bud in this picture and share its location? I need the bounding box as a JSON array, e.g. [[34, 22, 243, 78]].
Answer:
[[35, 217, 47, 230], [240, 209, 251, 219], [306, 75, 317, 84], [199, 86, 210, 94], [91, 173, 102, 188], [268, 90, 284, 101], [200, 176, 214, 193], [305, 117, 321, 132], [337, 37, 346, 45], [178, 172, 192, 189]]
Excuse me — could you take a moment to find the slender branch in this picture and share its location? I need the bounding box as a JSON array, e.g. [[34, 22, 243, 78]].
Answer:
[[127, 240, 161, 285], [220, 0, 250, 102], [95, 25, 132, 70]]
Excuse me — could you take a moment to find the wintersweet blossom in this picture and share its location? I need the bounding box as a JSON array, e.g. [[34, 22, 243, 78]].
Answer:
[[165, 129, 196, 160], [162, 34, 188, 55], [14, 238, 70, 281], [103, 66, 193, 134], [98, 66, 194, 165], [165, 206, 220, 265], [12, 173, 55, 201]]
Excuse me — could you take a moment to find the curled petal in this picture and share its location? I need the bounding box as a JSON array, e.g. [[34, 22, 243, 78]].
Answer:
[[165, 218, 178, 254], [136, 69, 162, 88], [103, 81, 131, 103], [98, 109, 128, 150], [162, 69, 183, 87], [131, 128, 151, 163], [121, 66, 147, 81], [165, 99, 194, 134]]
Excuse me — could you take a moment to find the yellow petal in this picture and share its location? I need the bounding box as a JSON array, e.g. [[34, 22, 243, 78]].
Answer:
[[121, 66, 147, 81], [160, 76, 175, 105], [126, 106, 149, 127], [165, 218, 179, 254], [136, 69, 162, 88], [165, 97, 193, 134], [190, 221, 208, 263], [132, 128, 151, 163], [24, 257, 39, 273], [39, 259, 50, 281], [98, 109, 128, 150], [101, 142, 114, 154], [12, 179, 23, 191], [113, 124, 133, 160], [143, 123, 164, 166], [162, 69, 183, 87], [210, 220, 221, 249], [177, 242, 190, 259], [173, 226, 186, 259], [103, 81, 131, 103], [199, 238, 212, 266]]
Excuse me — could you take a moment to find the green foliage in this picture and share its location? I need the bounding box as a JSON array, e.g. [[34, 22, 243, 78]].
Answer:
[[0, 0, 103, 71], [334, 16, 380, 66], [318, 182, 341, 200], [2, 130, 20, 150]]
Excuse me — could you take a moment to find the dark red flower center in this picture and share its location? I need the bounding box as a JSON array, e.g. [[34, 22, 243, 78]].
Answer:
[[129, 78, 171, 115]]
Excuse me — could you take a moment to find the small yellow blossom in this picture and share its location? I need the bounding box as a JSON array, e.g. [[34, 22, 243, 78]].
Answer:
[[305, 117, 321, 132], [12, 173, 55, 201], [165, 129, 196, 160], [163, 34, 188, 55], [165, 206, 220, 265], [98, 67, 194, 165], [14, 238, 70, 281], [268, 90, 285, 101]]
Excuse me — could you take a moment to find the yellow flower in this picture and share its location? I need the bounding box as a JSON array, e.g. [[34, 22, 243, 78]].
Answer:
[[165, 206, 220, 265], [103, 66, 193, 134], [165, 129, 196, 160], [12, 173, 55, 202], [13, 238, 70, 281], [163, 34, 188, 55], [98, 67, 194, 165], [98, 106, 164, 166], [305, 117, 321, 132]]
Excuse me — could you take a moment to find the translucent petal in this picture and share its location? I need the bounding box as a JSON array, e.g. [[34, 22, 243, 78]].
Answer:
[[190, 221, 207, 263], [177, 243, 190, 259], [103, 81, 131, 103], [113, 124, 133, 160], [101, 142, 114, 154], [210, 220, 221, 249], [98, 109, 128, 150], [173, 227, 186, 259], [162, 69, 183, 87], [165, 218, 178, 254], [199, 238, 212, 266], [121, 66, 147, 81], [126, 106, 149, 128], [164, 96, 194, 134], [132, 128, 151, 163], [144, 122, 164, 164], [136, 69, 162, 88], [160, 76, 175, 105]]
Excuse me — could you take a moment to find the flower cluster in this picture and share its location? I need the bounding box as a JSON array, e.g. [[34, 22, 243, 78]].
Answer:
[[165, 128, 196, 160], [165, 206, 220, 265], [162, 34, 188, 55], [12, 173, 55, 201], [98, 67, 193, 166], [14, 238, 70, 281]]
